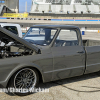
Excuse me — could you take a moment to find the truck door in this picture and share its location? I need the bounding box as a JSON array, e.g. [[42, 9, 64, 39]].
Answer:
[[51, 29, 85, 80]]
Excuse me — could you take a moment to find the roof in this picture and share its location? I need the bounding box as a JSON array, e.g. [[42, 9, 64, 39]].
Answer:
[[0, 23, 20, 26], [32, 25, 79, 29]]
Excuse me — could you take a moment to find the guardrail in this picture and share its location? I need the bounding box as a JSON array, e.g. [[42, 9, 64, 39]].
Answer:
[[4, 17, 100, 21]]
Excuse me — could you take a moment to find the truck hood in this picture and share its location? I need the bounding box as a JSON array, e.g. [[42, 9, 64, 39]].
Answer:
[[0, 27, 40, 53]]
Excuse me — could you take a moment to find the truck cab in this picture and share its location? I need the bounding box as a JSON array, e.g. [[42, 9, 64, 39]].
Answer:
[[23, 25, 100, 79]]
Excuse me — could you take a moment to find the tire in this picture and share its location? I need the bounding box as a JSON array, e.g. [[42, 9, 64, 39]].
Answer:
[[96, 71, 100, 76], [8, 68, 39, 96]]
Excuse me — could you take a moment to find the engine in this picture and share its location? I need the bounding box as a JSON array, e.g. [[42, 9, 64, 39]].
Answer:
[[0, 37, 33, 59]]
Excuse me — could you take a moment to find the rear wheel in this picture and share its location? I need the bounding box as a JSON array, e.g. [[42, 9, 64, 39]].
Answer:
[[8, 68, 39, 96]]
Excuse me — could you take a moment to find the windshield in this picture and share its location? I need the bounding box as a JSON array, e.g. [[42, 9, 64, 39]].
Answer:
[[23, 27, 57, 46]]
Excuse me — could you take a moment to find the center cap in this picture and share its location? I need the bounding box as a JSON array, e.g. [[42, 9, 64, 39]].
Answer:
[[23, 78, 27, 83]]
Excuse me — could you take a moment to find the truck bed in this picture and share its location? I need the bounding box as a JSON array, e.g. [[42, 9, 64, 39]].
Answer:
[[83, 39, 100, 47], [83, 39, 100, 74]]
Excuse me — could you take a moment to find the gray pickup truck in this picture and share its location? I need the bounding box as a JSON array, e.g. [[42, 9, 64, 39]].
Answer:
[[0, 25, 100, 96]]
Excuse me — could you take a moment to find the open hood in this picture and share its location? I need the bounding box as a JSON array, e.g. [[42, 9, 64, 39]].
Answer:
[[0, 26, 40, 53]]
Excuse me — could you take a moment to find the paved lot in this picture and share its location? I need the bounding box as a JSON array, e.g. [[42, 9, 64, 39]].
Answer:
[[82, 32, 100, 40], [0, 73, 100, 100], [1, 31, 100, 100]]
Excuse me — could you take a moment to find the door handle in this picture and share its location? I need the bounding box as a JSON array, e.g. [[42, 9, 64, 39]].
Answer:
[[77, 51, 84, 53]]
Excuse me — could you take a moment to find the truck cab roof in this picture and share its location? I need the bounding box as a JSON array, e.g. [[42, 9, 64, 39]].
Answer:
[[32, 25, 79, 29]]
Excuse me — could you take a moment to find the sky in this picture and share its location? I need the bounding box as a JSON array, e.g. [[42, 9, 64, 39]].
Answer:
[[19, 0, 32, 13]]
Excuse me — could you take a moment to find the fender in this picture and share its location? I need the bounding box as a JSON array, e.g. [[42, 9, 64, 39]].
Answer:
[[3, 63, 44, 87]]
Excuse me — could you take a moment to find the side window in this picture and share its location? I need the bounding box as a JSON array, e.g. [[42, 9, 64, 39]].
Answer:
[[3, 26, 18, 35], [54, 29, 79, 47], [24, 28, 57, 46]]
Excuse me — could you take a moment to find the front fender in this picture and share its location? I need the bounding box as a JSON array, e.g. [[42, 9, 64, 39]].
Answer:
[[0, 63, 44, 87]]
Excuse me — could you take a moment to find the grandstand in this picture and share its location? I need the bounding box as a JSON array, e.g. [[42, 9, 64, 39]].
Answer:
[[29, 0, 100, 18], [31, 0, 99, 5], [30, 4, 100, 14]]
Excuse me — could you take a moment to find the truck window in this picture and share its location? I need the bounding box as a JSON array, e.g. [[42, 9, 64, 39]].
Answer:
[[24, 27, 57, 46], [3, 26, 18, 35], [54, 29, 79, 47]]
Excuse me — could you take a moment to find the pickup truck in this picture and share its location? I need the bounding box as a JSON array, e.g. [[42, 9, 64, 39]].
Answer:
[[0, 23, 22, 38], [0, 25, 100, 96]]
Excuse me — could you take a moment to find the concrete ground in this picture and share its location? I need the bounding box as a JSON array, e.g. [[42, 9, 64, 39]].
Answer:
[[82, 32, 100, 40], [0, 31, 100, 100], [0, 73, 100, 100]]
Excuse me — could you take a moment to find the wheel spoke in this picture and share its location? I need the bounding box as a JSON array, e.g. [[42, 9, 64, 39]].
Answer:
[[16, 77, 22, 79], [24, 83, 29, 89], [21, 83, 24, 88], [16, 80, 22, 84], [28, 77, 35, 81], [20, 72, 25, 77], [26, 71, 33, 77], [18, 83, 23, 88], [27, 81, 32, 88]]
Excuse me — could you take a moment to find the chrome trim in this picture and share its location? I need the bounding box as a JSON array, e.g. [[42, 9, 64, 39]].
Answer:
[[44, 66, 84, 73], [44, 63, 100, 74], [87, 63, 100, 67]]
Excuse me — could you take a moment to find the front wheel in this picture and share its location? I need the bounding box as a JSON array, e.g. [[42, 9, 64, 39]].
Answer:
[[8, 68, 39, 96]]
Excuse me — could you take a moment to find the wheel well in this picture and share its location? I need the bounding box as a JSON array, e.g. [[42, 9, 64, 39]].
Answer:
[[6, 66, 43, 88], [30, 67, 43, 82]]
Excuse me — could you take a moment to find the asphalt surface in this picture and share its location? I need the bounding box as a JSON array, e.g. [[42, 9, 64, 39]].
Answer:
[[82, 32, 100, 40]]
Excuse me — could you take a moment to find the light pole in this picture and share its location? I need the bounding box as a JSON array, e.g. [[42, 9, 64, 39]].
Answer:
[[25, 1, 27, 12], [16, 0, 19, 13]]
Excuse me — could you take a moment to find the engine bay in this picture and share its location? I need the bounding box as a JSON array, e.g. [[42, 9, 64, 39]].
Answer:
[[0, 37, 34, 59]]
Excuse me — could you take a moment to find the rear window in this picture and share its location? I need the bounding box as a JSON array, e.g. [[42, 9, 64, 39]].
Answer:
[[54, 29, 79, 47], [3, 26, 18, 35]]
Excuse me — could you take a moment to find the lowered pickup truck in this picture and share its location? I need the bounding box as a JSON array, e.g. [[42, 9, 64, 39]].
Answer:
[[0, 25, 100, 96]]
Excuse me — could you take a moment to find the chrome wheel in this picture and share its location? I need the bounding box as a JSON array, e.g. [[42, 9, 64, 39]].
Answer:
[[14, 68, 37, 93]]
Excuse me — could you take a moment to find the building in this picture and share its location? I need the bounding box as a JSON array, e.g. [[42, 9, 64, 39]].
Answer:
[[0, 0, 19, 12], [30, 0, 100, 14]]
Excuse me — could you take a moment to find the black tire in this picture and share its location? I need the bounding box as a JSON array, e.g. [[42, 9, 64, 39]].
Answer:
[[96, 71, 100, 76], [8, 68, 39, 96]]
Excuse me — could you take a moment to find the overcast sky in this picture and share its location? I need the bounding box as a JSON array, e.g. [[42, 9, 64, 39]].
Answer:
[[19, 0, 32, 13]]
